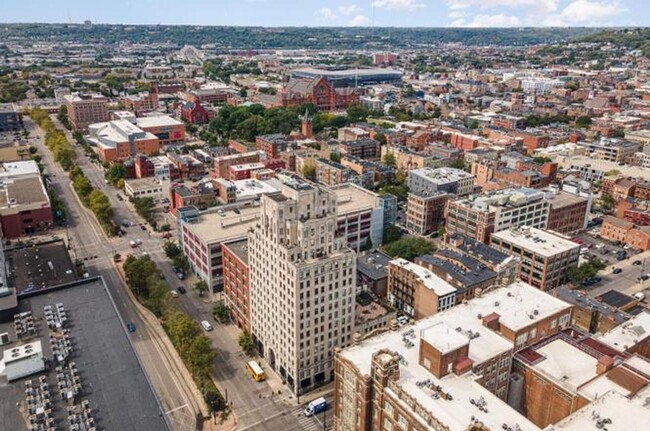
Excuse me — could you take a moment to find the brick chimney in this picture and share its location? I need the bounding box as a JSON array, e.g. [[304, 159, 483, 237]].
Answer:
[[596, 355, 614, 375], [453, 357, 474, 376], [482, 312, 500, 331]]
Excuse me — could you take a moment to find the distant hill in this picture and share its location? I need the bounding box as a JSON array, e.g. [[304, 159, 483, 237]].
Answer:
[[577, 28, 650, 57], [0, 24, 605, 49]]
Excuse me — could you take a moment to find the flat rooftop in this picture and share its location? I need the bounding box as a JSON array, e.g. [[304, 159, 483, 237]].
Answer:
[[6, 240, 77, 295], [544, 190, 588, 208], [491, 226, 579, 258], [562, 155, 650, 181], [183, 205, 260, 245], [0, 278, 169, 431], [223, 238, 249, 265], [0, 176, 50, 214], [233, 179, 279, 200], [531, 338, 599, 392], [357, 249, 392, 281], [0, 160, 40, 178], [135, 115, 183, 129], [332, 183, 378, 215], [391, 258, 457, 297], [417, 251, 497, 288], [340, 288, 544, 431], [552, 389, 650, 431], [596, 311, 650, 352]]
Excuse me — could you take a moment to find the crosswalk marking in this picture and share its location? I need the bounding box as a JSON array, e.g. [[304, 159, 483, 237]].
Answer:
[[292, 407, 322, 431]]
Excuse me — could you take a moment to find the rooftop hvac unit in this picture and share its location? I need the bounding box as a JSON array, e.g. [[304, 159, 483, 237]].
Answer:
[[0, 332, 9, 346]]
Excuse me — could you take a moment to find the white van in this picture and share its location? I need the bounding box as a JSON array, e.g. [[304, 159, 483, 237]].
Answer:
[[200, 320, 213, 331], [634, 292, 646, 302]]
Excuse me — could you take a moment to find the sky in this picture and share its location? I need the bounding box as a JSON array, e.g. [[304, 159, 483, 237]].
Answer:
[[1, 0, 647, 27]]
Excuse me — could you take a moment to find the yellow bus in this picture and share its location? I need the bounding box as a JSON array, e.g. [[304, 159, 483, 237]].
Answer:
[[246, 360, 266, 382]]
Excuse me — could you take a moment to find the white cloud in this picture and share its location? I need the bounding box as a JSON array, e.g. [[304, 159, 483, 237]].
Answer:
[[541, 0, 626, 26], [465, 13, 522, 27], [446, 0, 559, 14], [316, 7, 337, 20], [372, 0, 426, 11], [348, 14, 372, 26], [448, 11, 466, 19], [338, 5, 363, 16]]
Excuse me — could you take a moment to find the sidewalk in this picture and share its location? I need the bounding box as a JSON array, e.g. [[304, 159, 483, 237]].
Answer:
[[258, 356, 334, 408]]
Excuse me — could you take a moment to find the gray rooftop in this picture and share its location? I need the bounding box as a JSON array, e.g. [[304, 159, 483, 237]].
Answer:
[[446, 232, 511, 266], [0, 278, 169, 431], [416, 251, 497, 289], [357, 250, 392, 281]]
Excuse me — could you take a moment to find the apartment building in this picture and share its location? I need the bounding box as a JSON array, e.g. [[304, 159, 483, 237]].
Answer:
[[407, 167, 475, 197], [577, 138, 642, 163], [181, 206, 260, 290], [332, 183, 385, 252], [222, 239, 251, 332], [122, 91, 158, 114], [333, 282, 574, 431], [544, 189, 589, 235], [512, 328, 649, 428], [0, 103, 20, 132], [256, 134, 290, 159], [64, 93, 109, 131], [212, 151, 264, 178], [445, 188, 549, 244], [339, 139, 381, 160], [248, 176, 356, 395], [387, 258, 457, 320], [406, 192, 451, 235], [415, 250, 498, 304], [490, 227, 580, 291], [316, 158, 357, 187]]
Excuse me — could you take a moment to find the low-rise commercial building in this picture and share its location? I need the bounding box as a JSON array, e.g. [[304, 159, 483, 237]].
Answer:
[[123, 177, 166, 200], [490, 227, 580, 291], [135, 115, 186, 145], [333, 282, 574, 431], [416, 250, 498, 303], [222, 239, 251, 332], [445, 188, 549, 244], [87, 120, 161, 162], [407, 167, 475, 197], [406, 192, 450, 235], [387, 258, 457, 319]]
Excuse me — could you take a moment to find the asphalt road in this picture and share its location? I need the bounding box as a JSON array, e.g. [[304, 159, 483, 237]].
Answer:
[[42, 117, 320, 430], [27, 117, 198, 431]]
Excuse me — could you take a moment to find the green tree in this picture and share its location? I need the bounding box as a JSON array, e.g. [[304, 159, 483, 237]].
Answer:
[[330, 152, 342, 163], [364, 235, 373, 250], [123, 255, 159, 296], [576, 116, 593, 128], [163, 241, 182, 259], [239, 88, 248, 98], [173, 254, 190, 274], [383, 237, 435, 261], [302, 164, 316, 181], [238, 331, 255, 355], [383, 152, 396, 167], [105, 163, 126, 185], [566, 258, 606, 285], [194, 279, 209, 297], [213, 303, 230, 323], [383, 225, 403, 244], [132, 196, 155, 224], [605, 169, 621, 177], [346, 104, 370, 123], [185, 335, 217, 376], [470, 119, 480, 129], [600, 194, 616, 211], [375, 132, 387, 145]]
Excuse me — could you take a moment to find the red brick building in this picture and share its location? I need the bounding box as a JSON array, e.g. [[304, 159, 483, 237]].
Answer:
[[222, 239, 251, 332], [0, 173, 53, 239], [277, 76, 360, 111], [178, 101, 214, 124], [255, 134, 289, 159]]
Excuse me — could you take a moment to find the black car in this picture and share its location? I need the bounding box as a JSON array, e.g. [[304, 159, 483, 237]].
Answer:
[[177, 286, 187, 294], [617, 255, 626, 261], [140, 225, 147, 231], [641, 275, 650, 281], [613, 268, 623, 274], [634, 260, 642, 266]]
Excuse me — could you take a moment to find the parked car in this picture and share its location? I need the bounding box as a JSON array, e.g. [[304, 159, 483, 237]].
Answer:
[[634, 292, 646, 301], [633, 260, 642, 266], [396, 315, 408, 326], [170, 290, 179, 298], [200, 320, 213, 331], [127, 322, 136, 333], [640, 275, 650, 282], [613, 268, 623, 274], [177, 286, 187, 294]]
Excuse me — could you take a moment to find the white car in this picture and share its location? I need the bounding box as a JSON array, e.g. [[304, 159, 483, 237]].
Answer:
[[396, 316, 409, 326]]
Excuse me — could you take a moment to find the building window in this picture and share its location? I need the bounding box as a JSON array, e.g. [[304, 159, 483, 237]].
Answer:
[[383, 419, 393, 431], [397, 414, 408, 430]]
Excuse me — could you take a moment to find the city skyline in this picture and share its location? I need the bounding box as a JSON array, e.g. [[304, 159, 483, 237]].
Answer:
[[2, 0, 647, 28]]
